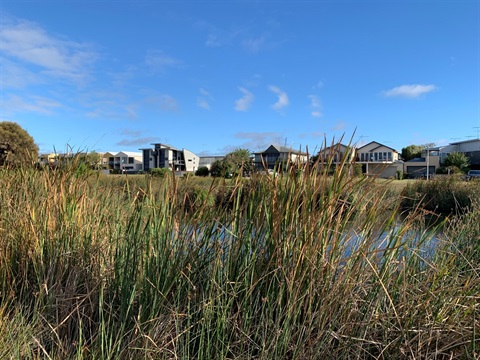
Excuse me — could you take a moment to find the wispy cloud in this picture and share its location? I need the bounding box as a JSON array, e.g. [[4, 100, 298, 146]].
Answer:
[[0, 57, 42, 89], [82, 90, 138, 120], [115, 129, 162, 147], [0, 94, 62, 115], [145, 50, 183, 72], [86, 106, 138, 120], [308, 95, 322, 118], [197, 87, 213, 110], [331, 121, 346, 131], [312, 80, 324, 90], [197, 99, 210, 110], [382, 84, 437, 98], [299, 131, 326, 139], [146, 94, 179, 112], [269, 85, 289, 111], [217, 131, 283, 153], [195, 20, 243, 48], [242, 33, 269, 53], [235, 87, 254, 111], [116, 137, 160, 147], [0, 16, 97, 85]]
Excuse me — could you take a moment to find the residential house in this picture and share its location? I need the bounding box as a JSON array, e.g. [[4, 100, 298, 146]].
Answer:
[[356, 141, 403, 178], [253, 145, 308, 170], [102, 151, 142, 173], [403, 147, 440, 178], [38, 153, 58, 165], [439, 139, 480, 169], [403, 139, 480, 177], [199, 155, 225, 170], [140, 143, 199, 173], [315, 143, 355, 164]]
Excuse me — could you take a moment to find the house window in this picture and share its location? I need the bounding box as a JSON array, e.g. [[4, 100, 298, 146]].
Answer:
[[388, 152, 392, 161], [361, 153, 364, 161], [128, 158, 134, 164]]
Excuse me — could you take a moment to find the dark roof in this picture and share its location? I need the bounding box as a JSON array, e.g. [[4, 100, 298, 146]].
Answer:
[[405, 157, 426, 163], [254, 144, 307, 155]]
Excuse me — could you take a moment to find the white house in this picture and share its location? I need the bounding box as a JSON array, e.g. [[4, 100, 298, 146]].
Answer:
[[103, 151, 143, 173], [356, 141, 403, 178]]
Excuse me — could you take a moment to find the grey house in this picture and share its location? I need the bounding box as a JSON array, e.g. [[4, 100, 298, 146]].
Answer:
[[140, 143, 199, 173], [254, 145, 308, 170]]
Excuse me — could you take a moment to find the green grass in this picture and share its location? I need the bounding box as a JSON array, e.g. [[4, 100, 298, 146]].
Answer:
[[0, 161, 478, 359]]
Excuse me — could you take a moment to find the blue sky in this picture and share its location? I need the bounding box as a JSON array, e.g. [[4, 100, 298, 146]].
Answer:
[[1, 1, 479, 156]]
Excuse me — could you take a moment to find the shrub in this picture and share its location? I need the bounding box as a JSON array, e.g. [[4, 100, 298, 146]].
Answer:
[[353, 163, 363, 177], [149, 167, 171, 177], [195, 166, 209, 177], [402, 176, 480, 215]]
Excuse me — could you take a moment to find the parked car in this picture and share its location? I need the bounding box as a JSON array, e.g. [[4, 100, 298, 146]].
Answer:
[[466, 170, 480, 181]]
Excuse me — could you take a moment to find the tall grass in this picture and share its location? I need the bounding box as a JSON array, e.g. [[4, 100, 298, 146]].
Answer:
[[402, 175, 480, 216], [0, 158, 478, 359]]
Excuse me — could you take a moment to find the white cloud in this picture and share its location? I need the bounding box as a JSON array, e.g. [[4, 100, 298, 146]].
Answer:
[[242, 34, 268, 53], [86, 107, 137, 120], [220, 131, 283, 153], [269, 85, 289, 111], [0, 57, 42, 89], [0, 94, 62, 115], [81, 90, 138, 120], [197, 88, 213, 110], [156, 95, 179, 112], [235, 87, 254, 111], [145, 50, 182, 72], [382, 84, 437, 98], [308, 95, 322, 118], [116, 137, 160, 147], [197, 98, 210, 110], [0, 16, 97, 84], [299, 131, 326, 139], [331, 121, 346, 131], [195, 20, 240, 48], [199, 88, 211, 97]]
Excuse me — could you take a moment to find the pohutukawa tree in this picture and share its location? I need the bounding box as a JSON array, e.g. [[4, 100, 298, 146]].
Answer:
[[0, 121, 39, 167]]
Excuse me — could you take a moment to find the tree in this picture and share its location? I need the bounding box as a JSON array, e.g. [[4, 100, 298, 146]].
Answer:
[[210, 159, 232, 178], [401, 144, 423, 161], [224, 148, 253, 176], [0, 121, 38, 167], [84, 151, 102, 169], [195, 166, 209, 176], [443, 152, 470, 173]]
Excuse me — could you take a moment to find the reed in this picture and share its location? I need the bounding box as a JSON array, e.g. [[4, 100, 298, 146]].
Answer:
[[0, 155, 478, 359]]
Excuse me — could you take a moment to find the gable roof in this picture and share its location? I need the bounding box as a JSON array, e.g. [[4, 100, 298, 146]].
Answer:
[[254, 144, 307, 155], [319, 143, 351, 152], [115, 151, 142, 157], [357, 141, 398, 153]]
